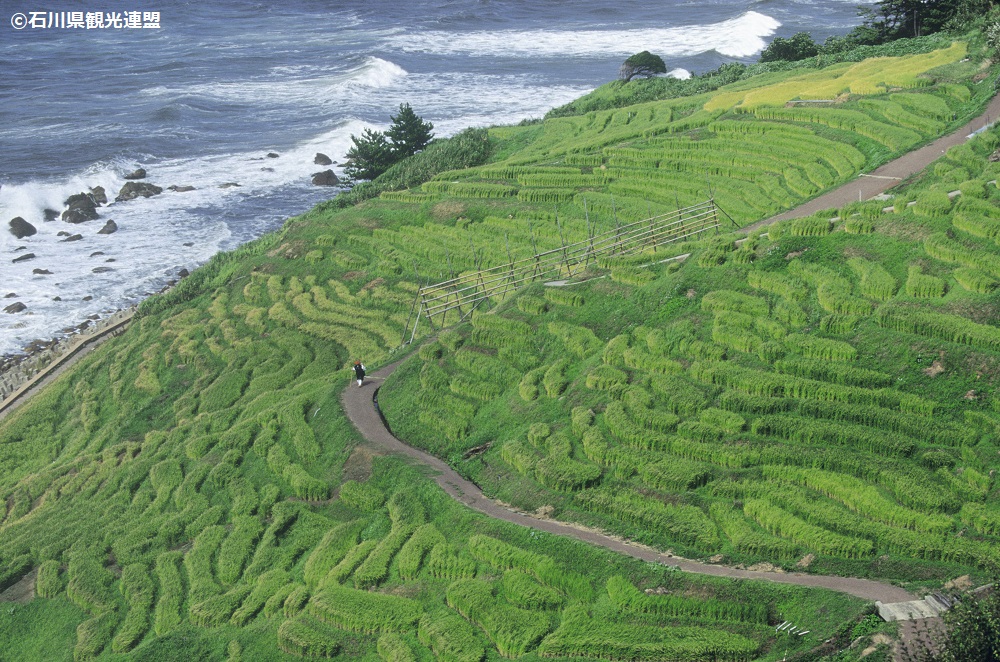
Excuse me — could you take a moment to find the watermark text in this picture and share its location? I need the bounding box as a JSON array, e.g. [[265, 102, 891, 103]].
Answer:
[[10, 11, 161, 30]]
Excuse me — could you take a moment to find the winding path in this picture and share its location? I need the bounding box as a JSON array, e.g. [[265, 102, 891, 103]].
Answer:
[[341, 361, 916, 604]]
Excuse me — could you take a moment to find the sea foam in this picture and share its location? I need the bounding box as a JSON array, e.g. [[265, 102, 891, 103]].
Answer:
[[386, 11, 781, 59]]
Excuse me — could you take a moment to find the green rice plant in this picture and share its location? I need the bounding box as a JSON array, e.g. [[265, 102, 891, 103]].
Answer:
[[309, 584, 423, 634], [536, 603, 759, 661], [773, 357, 891, 388], [303, 521, 363, 589], [418, 341, 443, 362], [959, 179, 987, 198], [953, 266, 999, 293], [184, 525, 226, 604], [622, 387, 680, 433], [718, 391, 791, 415], [610, 266, 657, 286], [447, 578, 552, 658], [74, 610, 118, 662], [277, 615, 344, 658], [519, 367, 544, 401], [263, 584, 298, 619], [517, 295, 548, 315], [905, 265, 946, 298], [604, 401, 671, 451], [501, 571, 564, 610], [466, 535, 592, 601], [217, 515, 264, 586], [960, 502, 1000, 536], [397, 523, 446, 580], [638, 456, 714, 491], [418, 611, 486, 662], [317, 540, 377, 588], [339, 480, 386, 512], [419, 362, 450, 391], [586, 365, 629, 392], [699, 407, 746, 434], [751, 415, 915, 456], [700, 289, 768, 317], [819, 314, 860, 335], [876, 306, 1000, 352], [913, 190, 953, 217], [709, 502, 801, 560], [354, 525, 417, 589], [606, 575, 767, 624], [743, 498, 873, 558], [941, 83, 971, 102], [924, 233, 1000, 278], [791, 216, 832, 237], [67, 549, 116, 614], [231, 569, 289, 626], [543, 359, 570, 398], [426, 543, 477, 580], [439, 328, 464, 351], [421, 181, 518, 198], [761, 466, 954, 534], [154, 552, 184, 636], [35, 559, 64, 598], [377, 632, 417, 662], [547, 321, 601, 358], [622, 346, 683, 375], [571, 406, 595, 437], [773, 299, 808, 328], [891, 92, 952, 120], [111, 564, 154, 653], [544, 288, 584, 307], [783, 333, 857, 362], [648, 373, 711, 416], [575, 488, 720, 551], [847, 258, 897, 301], [190, 585, 252, 627], [283, 463, 328, 501], [283, 585, 310, 618]]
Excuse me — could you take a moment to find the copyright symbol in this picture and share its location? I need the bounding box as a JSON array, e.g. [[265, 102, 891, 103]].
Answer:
[[11, 13, 27, 29]]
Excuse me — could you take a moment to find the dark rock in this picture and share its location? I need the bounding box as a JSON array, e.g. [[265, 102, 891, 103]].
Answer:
[[90, 251, 105, 257], [13, 246, 27, 251], [219, 182, 241, 189], [3, 302, 26, 314], [57, 231, 70, 237], [43, 209, 60, 222], [9, 217, 37, 239], [90, 186, 107, 205], [260, 167, 274, 172], [116, 181, 163, 202], [266, 152, 279, 158], [12, 253, 35, 263], [178, 268, 190, 278], [97, 220, 118, 235], [87, 314, 100, 321], [311, 169, 340, 186], [314, 152, 333, 166], [4, 293, 16, 298], [52, 296, 61, 301], [92, 266, 114, 273], [63, 192, 100, 223], [124, 167, 146, 180], [32, 269, 52, 275], [183, 242, 194, 247], [61, 234, 83, 242], [105, 258, 116, 262], [82, 296, 93, 301], [168, 185, 196, 192]]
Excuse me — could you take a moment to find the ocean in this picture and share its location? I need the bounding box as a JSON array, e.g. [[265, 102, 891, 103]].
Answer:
[[0, 0, 871, 357]]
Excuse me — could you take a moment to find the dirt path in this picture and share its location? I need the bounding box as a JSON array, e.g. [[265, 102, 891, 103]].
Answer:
[[341, 361, 916, 604], [744, 90, 1000, 232]]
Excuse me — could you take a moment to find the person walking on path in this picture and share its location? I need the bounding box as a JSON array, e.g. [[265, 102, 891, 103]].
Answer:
[[353, 360, 366, 387]]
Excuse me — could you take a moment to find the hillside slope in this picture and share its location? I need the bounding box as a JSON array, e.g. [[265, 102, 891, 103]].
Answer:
[[0, 35, 996, 660]]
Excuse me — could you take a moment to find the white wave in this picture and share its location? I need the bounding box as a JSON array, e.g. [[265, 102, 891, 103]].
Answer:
[[668, 68, 692, 80], [385, 11, 781, 59], [140, 57, 408, 107]]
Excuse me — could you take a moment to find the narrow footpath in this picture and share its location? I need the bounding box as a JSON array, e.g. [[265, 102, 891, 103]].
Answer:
[[342, 361, 915, 605]]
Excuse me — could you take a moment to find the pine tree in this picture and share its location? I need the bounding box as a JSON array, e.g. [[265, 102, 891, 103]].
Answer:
[[343, 128, 393, 182], [386, 103, 434, 159]]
